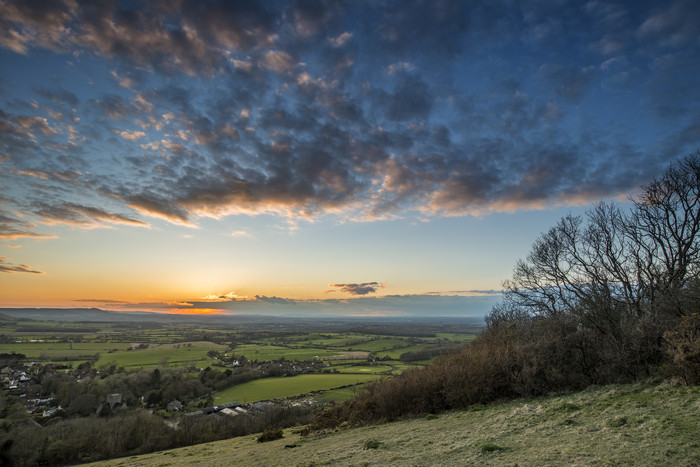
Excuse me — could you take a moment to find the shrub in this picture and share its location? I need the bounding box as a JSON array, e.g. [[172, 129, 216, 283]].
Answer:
[[257, 427, 284, 443], [480, 443, 506, 453], [363, 438, 381, 449], [664, 313, 700, 385]]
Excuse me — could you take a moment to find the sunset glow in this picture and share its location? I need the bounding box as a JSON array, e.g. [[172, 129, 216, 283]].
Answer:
[[1, 1, 698, 318]]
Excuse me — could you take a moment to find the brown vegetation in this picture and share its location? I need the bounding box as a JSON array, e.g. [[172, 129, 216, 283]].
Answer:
[[312, 153, 700, 429]]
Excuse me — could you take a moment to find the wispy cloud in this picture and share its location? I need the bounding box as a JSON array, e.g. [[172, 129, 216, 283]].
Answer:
[[34, 203, 148, 229], [0, 257, 43, 274], [230, 230, 252, 238]]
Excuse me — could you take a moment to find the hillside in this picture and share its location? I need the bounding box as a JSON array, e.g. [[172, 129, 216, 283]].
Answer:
[[86, 380, 699, 466]]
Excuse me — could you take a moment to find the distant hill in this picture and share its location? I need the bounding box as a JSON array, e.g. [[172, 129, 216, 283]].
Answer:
[[0, 307, 154, 322], [0, 308, 484, 332], [0, 312, 17, 323]]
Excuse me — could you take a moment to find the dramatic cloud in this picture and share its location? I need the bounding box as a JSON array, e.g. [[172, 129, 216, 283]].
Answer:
[[0, 0, 698, 240]]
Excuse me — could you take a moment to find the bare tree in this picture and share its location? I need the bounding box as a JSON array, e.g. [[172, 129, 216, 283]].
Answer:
[[495, 152, 700, 375]]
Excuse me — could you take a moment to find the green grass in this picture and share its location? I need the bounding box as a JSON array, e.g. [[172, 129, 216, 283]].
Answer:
[[344, 338, 411, 352], [212, 373, 383, 404], [233, 344, 343, 361], [374, 344, 430, 359], [279, 333, 376, 347], [330, 364, 394, 374], [86, 380, 700, 467], [95, 342, 227, 369], [0, 342, 128, 360]]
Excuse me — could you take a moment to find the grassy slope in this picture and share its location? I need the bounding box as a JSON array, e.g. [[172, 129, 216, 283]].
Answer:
[[87, 381, 699, 466]]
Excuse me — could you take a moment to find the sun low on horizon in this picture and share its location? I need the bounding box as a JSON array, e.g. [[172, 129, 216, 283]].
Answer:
[[1, 1, 699, 318]]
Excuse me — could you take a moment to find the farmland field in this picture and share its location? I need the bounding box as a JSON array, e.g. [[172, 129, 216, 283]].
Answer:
[[331, 364, 394, 374], [232, 344, 345, 361], [95, 342, 228, 369], [343, 338, 412, 352], [375, 343, 431, 359], [212, 373, 383, 403]]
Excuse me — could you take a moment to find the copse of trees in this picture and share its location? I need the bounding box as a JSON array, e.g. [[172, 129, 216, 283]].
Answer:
[[495, 152, 700, 380], [312, 152, 700, 429]]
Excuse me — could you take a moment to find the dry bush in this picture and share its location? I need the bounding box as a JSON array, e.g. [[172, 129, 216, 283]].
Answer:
[[664, 313, 700, 385], [310, 315, 609, 429], [257, 427, 283, 443]]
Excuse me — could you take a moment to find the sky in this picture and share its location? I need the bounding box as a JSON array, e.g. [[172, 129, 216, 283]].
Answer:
[[0, 0, 699, 318]]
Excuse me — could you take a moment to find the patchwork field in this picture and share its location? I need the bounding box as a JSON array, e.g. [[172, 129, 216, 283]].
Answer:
[[0, 318, 476, 405]]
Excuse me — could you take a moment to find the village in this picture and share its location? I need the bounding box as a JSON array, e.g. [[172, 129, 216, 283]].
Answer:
[[0, 353, 331, 421]]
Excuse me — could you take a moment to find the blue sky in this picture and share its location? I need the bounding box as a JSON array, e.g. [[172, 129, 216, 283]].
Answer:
[[0, 0, 698, 317]]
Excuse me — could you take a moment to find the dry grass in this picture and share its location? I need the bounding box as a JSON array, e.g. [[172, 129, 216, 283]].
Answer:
[[86, 380, 699, 466]]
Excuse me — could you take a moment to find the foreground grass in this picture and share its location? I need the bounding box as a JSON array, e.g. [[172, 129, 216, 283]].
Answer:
[[88, 380, 699, 466]]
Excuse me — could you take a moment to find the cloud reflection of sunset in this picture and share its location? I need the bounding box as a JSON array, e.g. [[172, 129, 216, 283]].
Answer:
[[164, 308, 225, 316]]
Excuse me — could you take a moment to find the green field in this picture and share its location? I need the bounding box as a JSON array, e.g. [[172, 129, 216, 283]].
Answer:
[[331, 364, 394, 374], [344, 338, 411, 352], [374, 343, 430, 359], [232, 344, 345, 361], [0, 342, 127, 360], [267, 333, 375, 347], [212, 373, 383, 403], [95, 342, 227, 369]]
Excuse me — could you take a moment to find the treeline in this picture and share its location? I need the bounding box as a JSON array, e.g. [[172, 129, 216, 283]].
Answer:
[[1, 404, 312, 465], [398, 344, 462, 362], [27, 363, 271, 414], [312, 153, 700, 428]]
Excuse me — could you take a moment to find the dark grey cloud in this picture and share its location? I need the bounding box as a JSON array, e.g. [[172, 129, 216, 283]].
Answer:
[[636, 0, 700, 48], [120, 192, 191, 225], [33, 202, 147, 228], [0, 209, 55, 240], [327, 282, 384, 296], [32, 87, 80, 106], [539, 64, 597, 103], [254, 295, 297, 305], [384, 75, 433, 121]]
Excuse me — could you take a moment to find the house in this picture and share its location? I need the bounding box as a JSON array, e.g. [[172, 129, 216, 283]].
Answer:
[[106, 393, 122, 410], [96, 393, 126, 415], [167, 400, 183, 412]]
